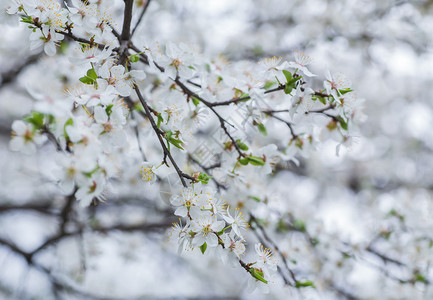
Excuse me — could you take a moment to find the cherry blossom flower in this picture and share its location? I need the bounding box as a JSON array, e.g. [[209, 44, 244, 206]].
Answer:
[[9, 120, 46, 155], [67, 0, 98, 31], [255, 243, 278, 278], [324, 70, 352, 101], [287, 51, 316, 77], [100, 63, 146, 97], [221, 233, 246, 259], [190, 214, 225, 247], [223, 208, 249, 240], [29, 25, 64, 56], [75, 173, 106, 207], [170, 186, 204, 219], [168, 219, 191, 254], [158, 42, 195, 79]]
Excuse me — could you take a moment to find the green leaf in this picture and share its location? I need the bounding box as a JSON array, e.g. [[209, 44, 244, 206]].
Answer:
[[133, 103, 144, 112], [79, 67, 97, 85], [295, 137, 304, 149], [276, 219, 289, 232], [288, 75, 302, 86], [284, 84, 293, 95], [295, 281, 315, 288], [236, 139, 249, 151], [24, 111, 45, 129], [339, 88, 353, 95], [282, 70, 293, 82], [199, 242, 207, 254], [248, 156, 265, 166], [257, 123, 267, 136], [47, 114, 56, 125], [250, 196, 261, 202], [79, 76, 95, 85], [105, 104, 113, 117], [157, 114, 163, 128], [130, 55, 140, 63], [20, 16, 33, 24], [169, 139, 184, 150], [238, 158, 249, 165], [337, 116, 348, 130], [166, 131, 184, 150], [82, 166, 99, 178], [249, 268, 268, 284], [63, 118, 74, 138], [318, 96, 326, 105], [240, 93, 249, 99], [197, 173, 212, 184], [263, 81, 276, 89], [86, 68, 97, 80], [293, 219, 306, 232], [192, 97, 200, 106]]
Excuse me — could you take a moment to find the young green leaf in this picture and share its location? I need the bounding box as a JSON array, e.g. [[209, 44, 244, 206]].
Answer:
[[238, 158, 249, 165], [192, 97, 200, 106], [295, 281, 315, 288], [257, 123, 267, 136], [236, 139, 249, 151], [249, 268, 268, 284], [79, 76, 95, 85], [337, 116, 348, 130], [282, 70, 293, 82], [197, 173, 212, 184], [86, 68, 97, 80], [248, 156, 265, 166], [130, 55, 140, 63], [199, 242, 207, 254]]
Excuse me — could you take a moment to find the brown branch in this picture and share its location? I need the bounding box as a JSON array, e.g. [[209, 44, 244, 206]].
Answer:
[[134, 86, 194, 187], [121, 0, 134, 41], [174, 78, 245, 157], [0, 203, 55, 215], [211, 85, 285, 107], [249, 214, 296, 286], [0, 237, 33, 264], [263, 112, 297, 138], [0, 54, 41, 89], [41, 126, 62, 151], [58, 30, 108, 51], [30, 220, 174, 256], [131, 0, 152, 38]]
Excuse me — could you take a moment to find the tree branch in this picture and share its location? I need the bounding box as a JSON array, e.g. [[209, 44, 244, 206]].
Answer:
[[121, 0, 134, 41], [131, 0, 152, 38]]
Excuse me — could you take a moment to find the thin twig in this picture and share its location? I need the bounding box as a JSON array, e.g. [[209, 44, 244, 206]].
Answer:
[[131, 0, 152, 38], [134, 86, 194, 187]]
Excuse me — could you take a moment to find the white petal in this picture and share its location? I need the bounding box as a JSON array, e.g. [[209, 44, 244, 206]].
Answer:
[[115, 82, 132, 97], [174, 206, 187, 217], [9, 137, 24, 152], [110, 65, 125, 77], [11, 120, 27, 135], [129, 70, 146, 81], [44, 42, 56, 56], [94, 106, 108, 124], [206, 234, 218, 247]]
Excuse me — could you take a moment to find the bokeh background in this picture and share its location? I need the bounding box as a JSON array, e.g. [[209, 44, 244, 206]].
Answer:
[[0, 0, 432, 299]]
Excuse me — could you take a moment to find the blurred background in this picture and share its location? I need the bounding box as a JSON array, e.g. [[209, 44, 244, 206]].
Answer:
[[0, 0, 432, 299]]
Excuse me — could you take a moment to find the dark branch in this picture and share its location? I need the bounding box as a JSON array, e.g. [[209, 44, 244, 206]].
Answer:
[[121, 0, 134, 41]]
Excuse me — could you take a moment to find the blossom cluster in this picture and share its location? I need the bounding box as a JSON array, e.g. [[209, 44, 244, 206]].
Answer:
[[4, 0, 365, 291]]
